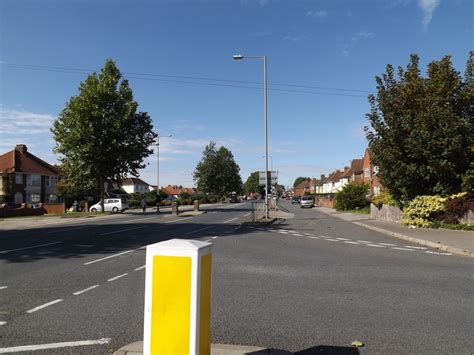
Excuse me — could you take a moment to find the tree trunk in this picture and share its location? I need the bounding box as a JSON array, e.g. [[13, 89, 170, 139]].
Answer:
[[100, 176, 105, 213]]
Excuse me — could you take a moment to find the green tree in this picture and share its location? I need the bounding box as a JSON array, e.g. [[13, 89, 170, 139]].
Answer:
[[365, 53, 474, 203], [52, 59, 157, 211], [243, 172, 264, 196], [193, 141, 243, 199], [293, 177, 310, 188], [335, 183, 370, 211]]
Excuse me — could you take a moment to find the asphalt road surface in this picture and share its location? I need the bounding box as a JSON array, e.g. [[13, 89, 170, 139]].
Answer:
[[0, 201, 472, 354]]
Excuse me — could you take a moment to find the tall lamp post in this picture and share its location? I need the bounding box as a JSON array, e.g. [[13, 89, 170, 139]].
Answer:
[[233, 54, 269, 218], [155, 134, 172, 213]]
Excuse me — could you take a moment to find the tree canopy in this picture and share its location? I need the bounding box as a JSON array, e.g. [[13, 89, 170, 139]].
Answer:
[[365, 53, 474, 203], [293, 177, 310, 188], [243, 171, 264, 196], [193, 141, 243, 198], [52, 59, 157, 208]]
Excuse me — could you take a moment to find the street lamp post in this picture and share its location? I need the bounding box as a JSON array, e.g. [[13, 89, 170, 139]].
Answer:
[[155, 134, 172, 213], [233, 54, 269, 218]]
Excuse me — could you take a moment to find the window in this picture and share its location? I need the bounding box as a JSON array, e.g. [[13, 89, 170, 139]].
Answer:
[[373, 166, 380, 176], [15, 173, 23, 184], [47, 176, 59, 187], [364, 167, 371, 178], [47, 194, 58, 203], [27, 174, 41, 187], [27, 193, 41, 203]]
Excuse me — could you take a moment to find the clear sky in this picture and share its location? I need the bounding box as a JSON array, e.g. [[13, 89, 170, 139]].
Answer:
[[0, 0, 472, 188]]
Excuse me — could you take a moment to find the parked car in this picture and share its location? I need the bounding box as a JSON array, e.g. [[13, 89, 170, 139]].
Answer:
[[291, 197, 300, 204], [229, 196, 240, 203], [89, 198, 129, 213], [300, 195, 314, 208]]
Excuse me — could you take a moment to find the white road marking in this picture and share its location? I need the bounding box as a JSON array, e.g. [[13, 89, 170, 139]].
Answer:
[[74, 244, 95, 248], [73, 285, 99, 295], [203, 239, 213, 242], [0, 338, 111, 354], [425, 251, 452, 255], [367, 244, 385, 248], [211, 236, 218, 239], [319, 235, 333, 239], [357, 240, 371, 243], [392, 247, 415, 251], [323, 239, 339, 242], [277, 231, 289, 234], [379, 243, 398, 246], [293, 233, 303, 237], [107, 273, 128, 282], [223, 217, 239, 224], [0, 241, 62, 254], [405, 246, 427, 250], [243, 213, 251, 217], [165, 217, 193, 223], [0, 322, 6, 326], [26, 299, 63, 314], [100, 226, 147, 236], [134, 265, 146, 271], [0, 286, 7, 290], [83, 246, 145, 265], [336, 238, 350, 241], [344, 241, 359, 245], [304, 233, 313, 236], [309, 236, 320, 239], [185, 225, 215, 235]]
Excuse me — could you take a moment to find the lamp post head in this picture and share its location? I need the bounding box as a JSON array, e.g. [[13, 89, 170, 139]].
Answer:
[[233, 54, 244, 60]]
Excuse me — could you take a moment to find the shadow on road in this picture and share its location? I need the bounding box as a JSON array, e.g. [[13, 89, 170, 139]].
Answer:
[[247, 345, 360, 354]]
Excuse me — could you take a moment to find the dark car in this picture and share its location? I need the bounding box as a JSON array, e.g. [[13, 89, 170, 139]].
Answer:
[[291, 197, 300, 204], [229, 196, 240, 203]]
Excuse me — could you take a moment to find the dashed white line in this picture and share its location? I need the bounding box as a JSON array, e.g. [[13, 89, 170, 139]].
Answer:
[[165, 217, 193, 223], [83, 246, 145, 265], [0, 338, 111, 354], [0, 321, 6, 326], [107, 273, 128, 282], [336, 238, 350, 241], [357, 240, 371, 243], [277, 231, 289, 234], [344, 241, 360, 245], [425, 251, 452, 255], [73, 285, 99, 295], [405, 246, 427, 250], [293, 233, 303, 237], [304, 233, 313, 236], [223, 217, 239, 224], [211, 236, 218, 239], [243, 213, 251, 217], [0, 286, 8, 290], [379, 243, 398, 246], [323, 239, 340, 242], [100, 226, 147, 236], [134, 265, 146, 271], [367, 244, 385, 248], [0, 241, 62, 254], [185, 225, 215, 235], [309, 236, 320, 239], [26, 299, 63, 314], [392, 247, 415, 251]]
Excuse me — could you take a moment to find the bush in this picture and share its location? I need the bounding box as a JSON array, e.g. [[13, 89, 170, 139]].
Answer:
[[371, 191, 397, 208], [402, 195, 448, 227], [440, 192, 473, 224], [335, 183, 370, 211]]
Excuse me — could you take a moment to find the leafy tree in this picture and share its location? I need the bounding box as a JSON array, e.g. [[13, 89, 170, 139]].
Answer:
[[52, 59, 157, 211], [293, 177, 310, 188], [335, 183, 370, 211], [365, 53, 474, 203], [193, 141, 243, 199], [243, 171, 264, 196]]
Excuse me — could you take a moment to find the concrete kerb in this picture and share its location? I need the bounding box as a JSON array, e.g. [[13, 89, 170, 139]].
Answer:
[[113, 341, 292, 355]]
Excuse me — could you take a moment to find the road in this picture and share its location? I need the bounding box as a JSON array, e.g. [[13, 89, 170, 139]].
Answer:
[[0, 201, 472, 354]]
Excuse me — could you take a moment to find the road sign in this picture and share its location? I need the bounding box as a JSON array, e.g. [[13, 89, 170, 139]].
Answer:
[[258, 171, 278, 186]]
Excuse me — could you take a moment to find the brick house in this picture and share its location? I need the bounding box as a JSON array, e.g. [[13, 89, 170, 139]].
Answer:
[[162, 185, 196, 198], [294, 180, 311, 196], [0, 145, 60, 205], [363, 148, 383, 196]]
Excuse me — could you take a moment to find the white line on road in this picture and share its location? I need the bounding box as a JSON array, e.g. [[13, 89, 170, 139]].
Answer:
[[344, 241, 360, 245], [203, 239, 213, 242], [0, 241, 62, 254], [367, 244, 385, 248], [73, 285, 99, 296], [211, 236, 218, 239], [392, 247, 415, 251], [379, 243, 398, 246], [0, 286, 7, 290], [107, 273, 128, 282], [304, 233, 313, 236], [243, 213, 251, 217], [83, 246, 145, 265], [100, 226, 147, 236], [425, 251, 452, 255], [357, 240, 371, 243], [0, 338, 111, 354], [26, 299, 63, 314], [277, 231, 289, 234], [292, 234, 303, 237], [134, 265, 146, 271], [223, 217, 239, 224], [404, 246, 427, 249], [165, 217, 193, 223], [336, 238, 350, 241], [323, 239, 340, 242], [308, 236, 320, 239], [185, 225, 215, 235], [0, 322, 6, 326]]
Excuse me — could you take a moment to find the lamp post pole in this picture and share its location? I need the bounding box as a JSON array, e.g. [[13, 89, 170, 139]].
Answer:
[[233, 54, 269, 218], [155, 134, 172, 213]]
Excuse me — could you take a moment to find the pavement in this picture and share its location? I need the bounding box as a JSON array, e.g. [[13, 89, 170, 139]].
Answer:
[[315, 206, 474, 257]]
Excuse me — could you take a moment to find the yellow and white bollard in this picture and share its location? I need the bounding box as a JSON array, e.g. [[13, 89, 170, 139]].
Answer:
[[143, 239, 213, 355]]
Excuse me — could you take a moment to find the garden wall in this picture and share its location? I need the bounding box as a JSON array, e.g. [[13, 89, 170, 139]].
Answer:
[[318, 197, 336, 209], [370, 203, 403, 223]]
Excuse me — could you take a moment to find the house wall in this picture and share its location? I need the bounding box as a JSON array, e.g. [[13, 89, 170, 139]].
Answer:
[[122, 185, 135, 194]]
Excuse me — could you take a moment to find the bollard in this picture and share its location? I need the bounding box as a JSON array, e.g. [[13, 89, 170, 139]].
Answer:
[[171, 201, 179, 216], [193, 199, 200, 212], [143, 239, 213, 355]]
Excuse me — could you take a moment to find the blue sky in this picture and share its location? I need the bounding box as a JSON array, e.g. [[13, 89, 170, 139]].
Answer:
[[0, 0, 472, 187]]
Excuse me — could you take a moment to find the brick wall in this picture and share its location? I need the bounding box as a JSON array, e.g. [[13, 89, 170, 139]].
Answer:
[[43, 203, 66, 214], [318, 197, 336, 208]]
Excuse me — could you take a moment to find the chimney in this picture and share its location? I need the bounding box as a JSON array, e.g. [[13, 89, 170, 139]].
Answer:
[[320, 174, 326, 180], [15, 144, 27, 154]]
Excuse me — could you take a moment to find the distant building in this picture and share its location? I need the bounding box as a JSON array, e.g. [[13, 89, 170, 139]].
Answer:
[[363, 148, 383, 196], [162, 185, 196, 198], [0, 145, 61, 205], [121, 177, 151, 195]]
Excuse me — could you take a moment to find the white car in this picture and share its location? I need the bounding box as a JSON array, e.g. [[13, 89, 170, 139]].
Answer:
[[89, 198, 129, 213]]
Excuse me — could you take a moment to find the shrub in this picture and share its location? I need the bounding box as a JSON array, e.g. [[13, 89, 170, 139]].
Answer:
[[335, 183, 370, 211], [440, 192, 474, 224], [371, 191, 397, 208], [402, 195, 448, 227]]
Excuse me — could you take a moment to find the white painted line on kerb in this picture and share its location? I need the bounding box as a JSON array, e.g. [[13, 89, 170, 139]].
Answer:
[[379, 243, 398, 246], [344, 241, 359, 245], [83, 246, 145, 265], [165, 217, 193, 224], [185, 225, 214, 235], [134, 265, 146, 271], [0, 338, 111, 354], [357, 240, 371, 243], [0, 241, 62, 254], [0, 322, 6, 326], [223, 217, 238, 224], [392, 247, 415, 251], [336, 238, 350, 241], [107, 273, 128, 282], [243, 213, 251, 217], [405, 246, 427, 250], [0, 286, 7, 290], [73, 285, 99, 296], [100, 226, 147, 236], [309, 236, 320, 239], [367, 244, 385, 248], [26, 299, 63, 314]]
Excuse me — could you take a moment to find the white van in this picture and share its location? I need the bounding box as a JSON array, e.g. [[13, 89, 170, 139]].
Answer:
[[89, 198, 129, 213]]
